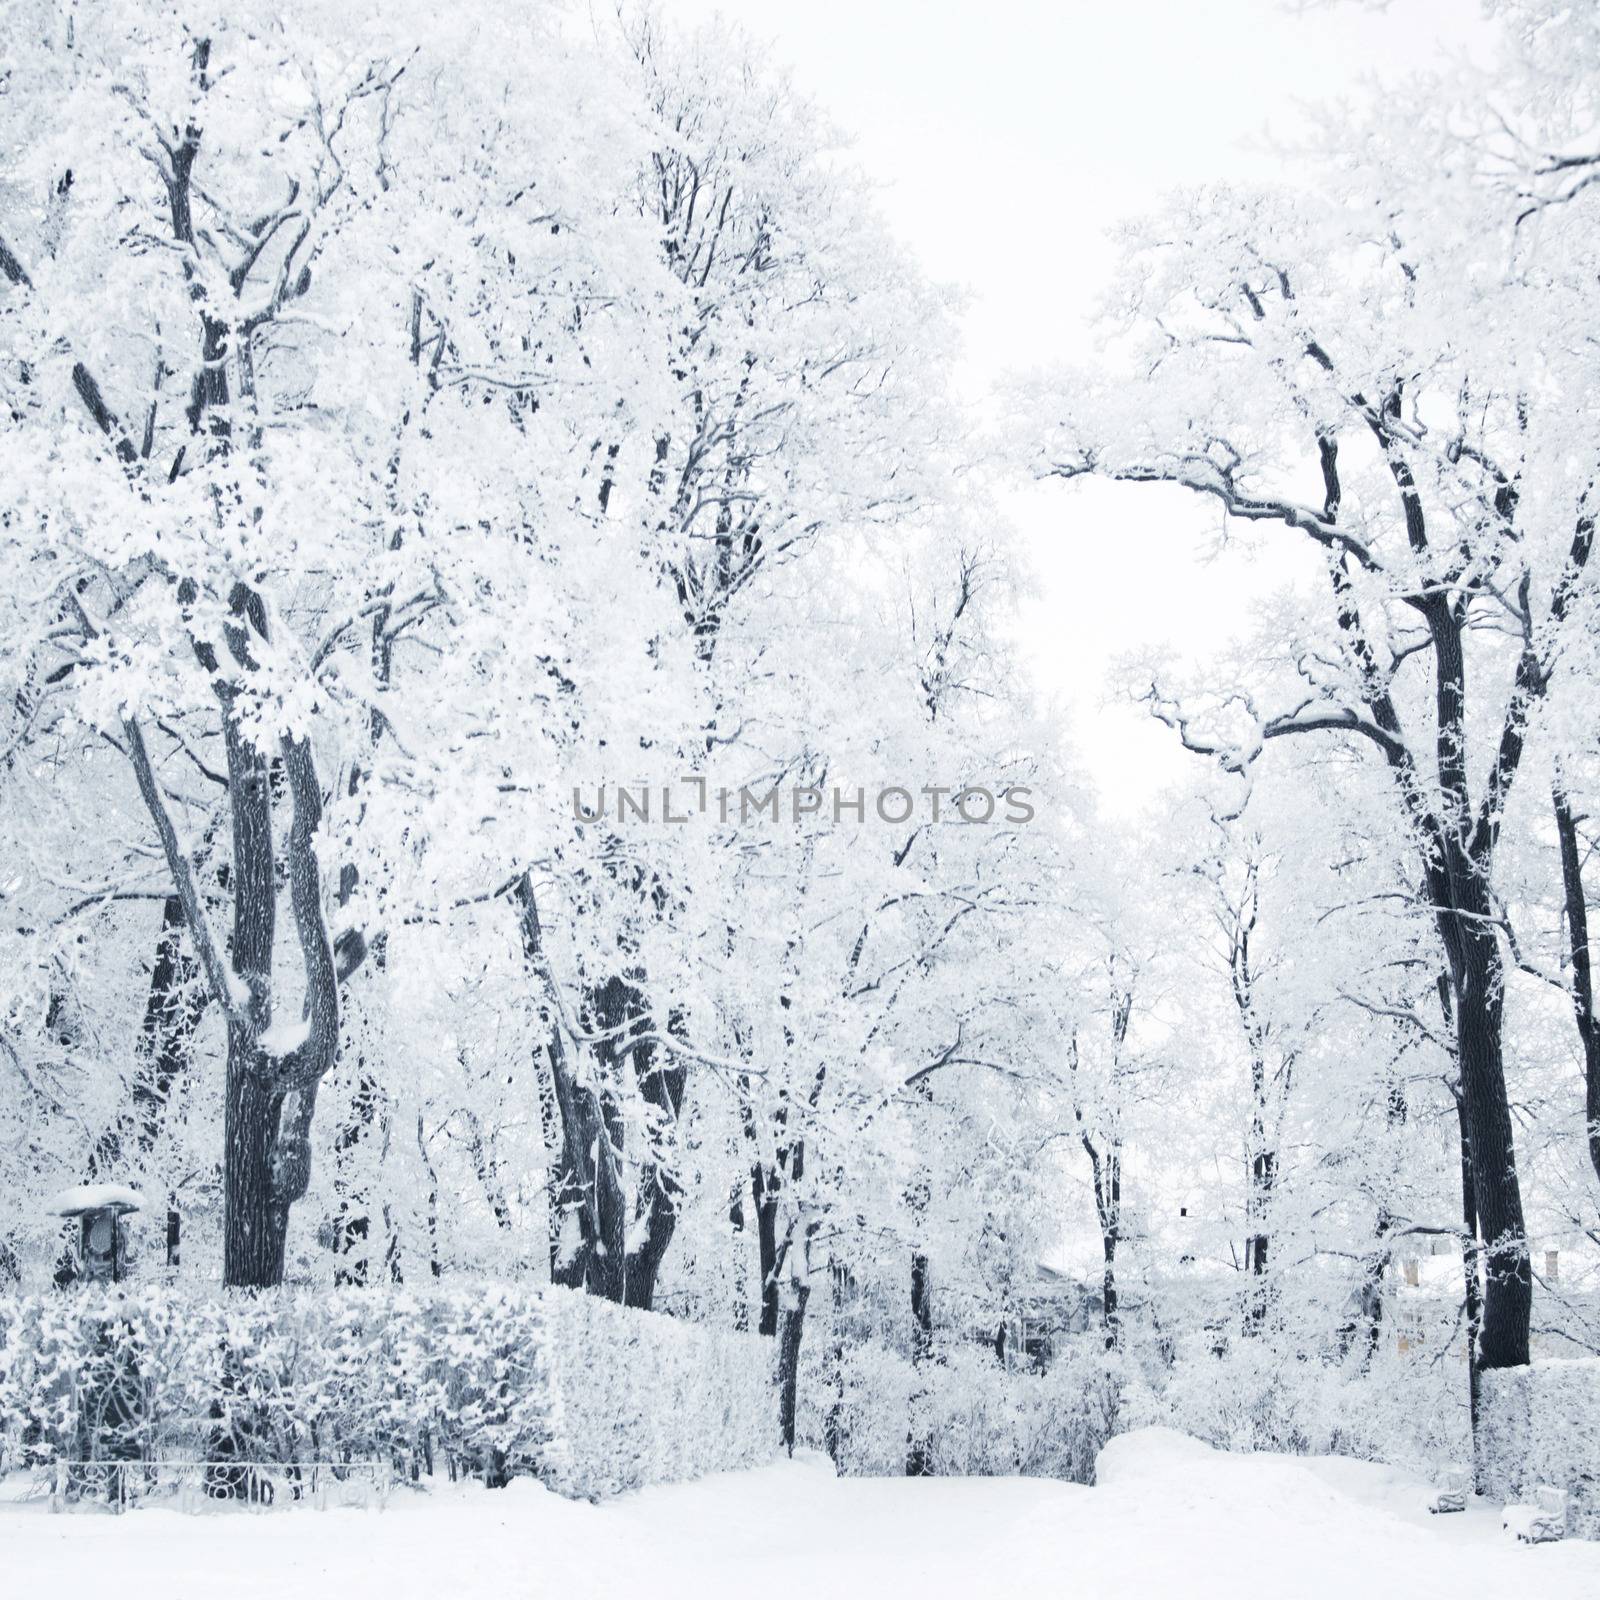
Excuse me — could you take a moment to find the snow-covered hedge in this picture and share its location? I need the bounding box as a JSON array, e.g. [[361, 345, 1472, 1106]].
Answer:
[[1480, 1358, 1600, 1535], [1128, 1333, 1470, 1480], [802, 1337, 1125, 1483], [802, 1327, 1471, 1487], [0, 1284, 777, 1500], [544, 1290, 776, 1497]]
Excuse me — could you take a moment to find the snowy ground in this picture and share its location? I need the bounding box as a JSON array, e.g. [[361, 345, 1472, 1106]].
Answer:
[[8, 1430, 1599, 1600]]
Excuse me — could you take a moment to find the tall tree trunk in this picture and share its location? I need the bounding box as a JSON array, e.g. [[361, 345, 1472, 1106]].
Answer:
[[776, 1280, 811, 1456], [1346, 1206, 1394, 1367], [1245, 1144, 1275, 1330], [1100, 1205, 1120, 1344], [614, 982, 686, 1309], [134, 895, 206, 1146], [515, 875, 616, 1294], [513, 876, 684, 1306], [772, 1144, 814, 1455], [535, 1049, 566, 1282], [1224, 854, 1284, 1336], [224, 1040, 290, 1287], [1458, 1092, 1485, 1490], [1445, 881, 1531, 1369], [1553, 778, 1600, 1193], [416, 1112, 442, 1280], [824, 1258, 847, 1466], [750, 1161, 781, 1336], [906, 1248, 935, 1476], [1080, 1130, 1122, 1351], [24, 39, 364, 1295]]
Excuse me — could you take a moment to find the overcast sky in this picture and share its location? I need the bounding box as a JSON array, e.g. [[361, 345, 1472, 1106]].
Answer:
[[654, 0, 1488, 811]]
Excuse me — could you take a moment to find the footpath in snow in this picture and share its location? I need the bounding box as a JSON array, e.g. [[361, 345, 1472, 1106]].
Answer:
[[7, 1429, 1599, 1600]]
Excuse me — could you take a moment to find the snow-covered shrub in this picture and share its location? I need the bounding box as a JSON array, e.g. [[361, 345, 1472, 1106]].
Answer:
[[807, 1335, 1125, 1484], [803, 1319, 1472, 1490], [1132, 1329, 1469, 1479], [810, 1341, 918, 1475], [1481, 1358, 1600, 1535], [0, 1284, 558, 1476], [0, 1283, 776, 1499]]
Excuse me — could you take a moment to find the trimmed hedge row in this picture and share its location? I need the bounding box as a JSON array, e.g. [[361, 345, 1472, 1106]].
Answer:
[[546, 1287, 778, 1496], [1480, 1357, 1600, 1535], [0, 1283, 778, 1500]]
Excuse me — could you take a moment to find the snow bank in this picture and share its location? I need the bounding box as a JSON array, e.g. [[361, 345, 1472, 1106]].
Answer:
[[0, 1283, 776, 1501], [1095, 1424, 1438, 1535], [1093, 1426, 1216, 1485], [1480, 1358, 1600, 1537]]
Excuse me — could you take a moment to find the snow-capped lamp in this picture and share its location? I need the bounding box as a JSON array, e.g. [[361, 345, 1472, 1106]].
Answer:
[[47, 1183, 146, 1285]]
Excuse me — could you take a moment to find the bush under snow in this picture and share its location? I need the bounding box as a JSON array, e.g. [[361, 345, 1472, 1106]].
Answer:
[[1480, 1358, 1600, 1536], [802, 1336, 1125, 1483], [0, 1283, 777, 1500]]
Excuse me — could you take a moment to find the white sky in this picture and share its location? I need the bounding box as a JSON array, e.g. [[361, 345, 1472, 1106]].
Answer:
[[654, 0, 1488, 809]]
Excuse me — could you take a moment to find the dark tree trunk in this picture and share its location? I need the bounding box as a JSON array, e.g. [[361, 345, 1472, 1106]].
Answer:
[[1553, 779, 1600, 1193], [1444, 885, 1531, 1369], [416, 1112, 442, 1280], [1458, 1093, 1485, 1489], [1245, 1147, 1275, 1330], [211, 666, 281, 1292], [824, 1259, 847, 1465], [623, 1218, 673, 1309], [620, 989, 687, 1309], [224, 1036, 290, 1289], [776, 1281, 811, 1456], [911, 1252, 934, 1360], [513, 876, 684, 1307], [906, 1066, 937, 1475], [134, 895, 207, 1151], [1081, 1131, 1122, 1352], [906, 1250, 934, 1476], [556, 1056, 627, 1300], [751, 1162, 781, 1336], [535, 1048, 566, 1282], [1101, 1225, 1119, 1341], [1073, 993, 1128, 1352], [729, 1182, 751, 1332], [515, 875, 619, 1295], [1245, 1154, 1275, 1275]]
